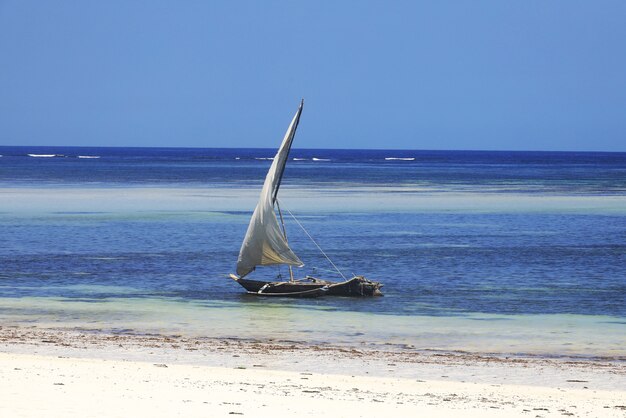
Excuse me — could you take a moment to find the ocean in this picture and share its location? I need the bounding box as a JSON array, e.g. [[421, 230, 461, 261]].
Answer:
[[1, 146, 625, 358]]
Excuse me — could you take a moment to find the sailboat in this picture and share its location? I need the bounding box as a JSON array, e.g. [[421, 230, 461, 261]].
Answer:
[[229, 100, 383, 297]]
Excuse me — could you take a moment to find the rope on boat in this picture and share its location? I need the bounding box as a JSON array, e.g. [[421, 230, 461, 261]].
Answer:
[[280, 203, 347, 280], [309, 265, 346, 277]]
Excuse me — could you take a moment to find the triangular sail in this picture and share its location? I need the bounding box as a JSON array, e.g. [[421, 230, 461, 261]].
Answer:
[[236, 101, 304, 278]]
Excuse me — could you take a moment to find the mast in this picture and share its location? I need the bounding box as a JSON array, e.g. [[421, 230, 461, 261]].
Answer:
[[272, 99, 303, 282], [235, 100, 305, 278], [275, 200, 295, 282]]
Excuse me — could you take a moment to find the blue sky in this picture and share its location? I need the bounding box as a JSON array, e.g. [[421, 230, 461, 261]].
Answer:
[[1, 1, 625, 151]]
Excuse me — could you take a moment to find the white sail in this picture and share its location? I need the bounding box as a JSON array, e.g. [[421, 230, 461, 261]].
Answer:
[[236, 101, 304, 278]]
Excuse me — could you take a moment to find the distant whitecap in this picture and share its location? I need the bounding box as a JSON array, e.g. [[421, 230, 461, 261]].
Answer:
[[77, 155, 101, 159], [292, 158, 307, 161], [235, 157, 241, 160], [312, 157, 330, 161], [385, 157, 415, 161], [28, 154, 58, 158], [255, 157, 274, 160]]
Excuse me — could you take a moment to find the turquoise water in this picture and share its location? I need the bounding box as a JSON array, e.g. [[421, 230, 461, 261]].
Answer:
[[0, 147, 625, 357]]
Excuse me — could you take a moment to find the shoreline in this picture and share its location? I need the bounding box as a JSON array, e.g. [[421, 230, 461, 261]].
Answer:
[[1, 325, 624, 385], [2, 325, 625, 364], [1, 325, 624, 417]]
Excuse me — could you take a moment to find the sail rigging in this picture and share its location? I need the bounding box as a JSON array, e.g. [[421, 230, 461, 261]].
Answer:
[[281, 203, 347, 280], [236, 100, 304, 278]]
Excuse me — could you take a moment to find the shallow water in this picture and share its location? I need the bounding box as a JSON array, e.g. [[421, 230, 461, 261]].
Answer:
[[1, 147, 625, 357]]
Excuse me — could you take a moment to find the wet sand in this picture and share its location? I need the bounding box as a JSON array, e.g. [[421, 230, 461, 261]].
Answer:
[[1, 326, 624, 417]]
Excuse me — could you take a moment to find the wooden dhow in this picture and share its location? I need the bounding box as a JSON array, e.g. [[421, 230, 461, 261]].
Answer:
[[229, 100, 383, 297]]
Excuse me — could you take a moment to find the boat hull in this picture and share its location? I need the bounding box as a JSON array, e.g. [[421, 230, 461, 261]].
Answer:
[[232, 275, 383, 297], [236, 278, 324, 293], [325, 276, 383, 296], [247, 286, 328, 298]]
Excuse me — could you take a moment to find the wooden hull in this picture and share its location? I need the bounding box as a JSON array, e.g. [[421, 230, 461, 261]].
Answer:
[[236, 278, 322, 293], [326, 276, 383, 296], [247, 286, 328, 298], [232, 275, 383, 297]]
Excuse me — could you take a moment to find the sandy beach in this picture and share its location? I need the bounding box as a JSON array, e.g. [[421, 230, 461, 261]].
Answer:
[[1, 326, 624, 417], [3, 0, 626, 415]]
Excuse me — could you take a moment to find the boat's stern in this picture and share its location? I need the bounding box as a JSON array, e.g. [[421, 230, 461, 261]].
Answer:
[[353, 275, 384, 296]]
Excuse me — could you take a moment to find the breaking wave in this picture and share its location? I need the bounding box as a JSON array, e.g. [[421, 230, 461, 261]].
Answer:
[[28, 154, 62, 158]]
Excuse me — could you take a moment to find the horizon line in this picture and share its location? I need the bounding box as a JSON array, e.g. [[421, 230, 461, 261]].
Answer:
[[1, 144, 625, 154]]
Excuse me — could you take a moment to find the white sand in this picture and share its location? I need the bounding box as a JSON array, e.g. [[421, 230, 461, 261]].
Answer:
[[1, 352, 624, 418], [0, 328, 624, 417]]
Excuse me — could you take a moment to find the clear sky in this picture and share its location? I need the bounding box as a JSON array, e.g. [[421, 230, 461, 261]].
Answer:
[[1, 1, 625, 151]]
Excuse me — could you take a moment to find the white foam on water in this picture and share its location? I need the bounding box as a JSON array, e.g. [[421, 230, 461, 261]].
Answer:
[[77, 155, 101, 159], [385, 157, 415, 161], [235, 157, 240, 160], [255, 157, 274, 160], [28, 154, 60, 158], [293, 158, 307, 161], [312, 157, 330, 161]]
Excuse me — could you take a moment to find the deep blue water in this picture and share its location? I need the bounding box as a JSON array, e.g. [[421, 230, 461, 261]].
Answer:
[[1, 146, 625, 193], [1, 146, 625, 319]]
